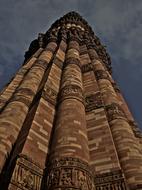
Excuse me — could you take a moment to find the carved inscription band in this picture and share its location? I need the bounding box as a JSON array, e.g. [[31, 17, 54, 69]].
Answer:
[[85, 92, 104, 112], [95, 69, 109, 81], [82, 63, 93, 73], [10, 154, 43, 190], [46, 157, 95, 190], [59, 84, 84, 104], [94, 170, 127, 190], [65, 57, 81, 69], [105, 103, 126, 122], [42, 86, 58, 106]]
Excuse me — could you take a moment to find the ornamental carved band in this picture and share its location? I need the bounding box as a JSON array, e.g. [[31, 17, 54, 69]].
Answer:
[[42, 86, 58, 106], [94, 170, 127, 190], [35, 59, 49, 70], [85, 92, 104, 112], [111, 82, 120, 93], [105, 103, 126, 122], [95, 70, 109, 81], [82, 63, 93, 73], [129, 120, 142, 138], [46, 157, 95, 190], [65, 57, 81, 69], [59, 84, 84, 103], [10, 87, 35, 107], [10, 154, 43, 190]]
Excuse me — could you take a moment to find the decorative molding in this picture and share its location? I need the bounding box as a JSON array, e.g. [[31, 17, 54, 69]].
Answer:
[[112, 82, 121, 93], [85, 92, 104, 112], [53, 56, 64, 70], [9, 87, 36, 107], [94, 170, 127, 190], [129, 120, 142, 138], [46, 157, 94, 190], [42, 86, 58, 106], [46, 29, 58, 43], [10, 154, 43, 190], [18, 68, 29, 75], [82, 63, 93, 73], [94, 69, 109, 81], [35, 59, 48, 70], [105, 103, 126, 122], [65, 57, 81, 69], [59, 84, 84, 104], [68, 28, 80, 42], [10, 95, 31, 108], [59, 27, 67, 41]]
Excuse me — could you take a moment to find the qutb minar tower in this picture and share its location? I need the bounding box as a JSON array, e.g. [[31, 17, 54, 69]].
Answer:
[[0, 12, 142, 190]]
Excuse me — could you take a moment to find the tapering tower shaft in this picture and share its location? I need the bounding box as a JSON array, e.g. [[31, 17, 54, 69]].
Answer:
[[0, 11, 142, 190]]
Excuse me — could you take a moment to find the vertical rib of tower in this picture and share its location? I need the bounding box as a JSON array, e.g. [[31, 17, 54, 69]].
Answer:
[[0, 38, 57, 170], [0, 11, 142, 190], [0, 46, 43, 111], [8, 36, 67, 190], [92, 51, 142, 189], [46, 32, 94, 190]]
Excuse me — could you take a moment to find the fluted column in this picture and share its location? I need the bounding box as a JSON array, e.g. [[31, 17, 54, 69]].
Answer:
[[8, 39, 67, 190], [0, 40, 57, 174], [0, 48, 43, 111], [108, 73, 142, 149], [46, 36, 94, 190], [92, 57, 142, 189], [105, 70, 134, 122], [85, 47, 127, 190]]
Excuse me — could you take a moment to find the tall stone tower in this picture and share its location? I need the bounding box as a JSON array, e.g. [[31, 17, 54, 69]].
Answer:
[[0, 11, 142, 190]]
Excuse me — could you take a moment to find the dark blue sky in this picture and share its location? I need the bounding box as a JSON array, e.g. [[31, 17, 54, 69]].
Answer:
[[0, 0, 142, 128]]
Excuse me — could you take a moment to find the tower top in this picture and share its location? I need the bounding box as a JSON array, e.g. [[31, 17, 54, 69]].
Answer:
[[50, 11, 94, 35], [24, 11, 112, 73]]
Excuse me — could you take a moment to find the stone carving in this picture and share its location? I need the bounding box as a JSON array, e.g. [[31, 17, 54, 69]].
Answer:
[[129, 121, 142, 138], [65, 57, 81, 69], [59, 27, 67, 41], [42, 86, 58, 106], [68, 26, 80, 43], [85, 92, 104, 112], [18, 68, 29, 75], [80, 45, 88, 55], [112, 82, 120, 93], [9, 87, 36, 108], [10, 154, 43, 190], [94, 69, 109, 80], [94, 170, 127, 190], [106, 103, 126, 122], [59, 84, 84, 103], [24, 12, 112, 73], [35, 59, 48, 70], [46, 29, 58, 43], [53, 57, 64, 69], [82, 63, 93, 73], [10, 93, 31, 107], [46, 157, 94, 190]]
